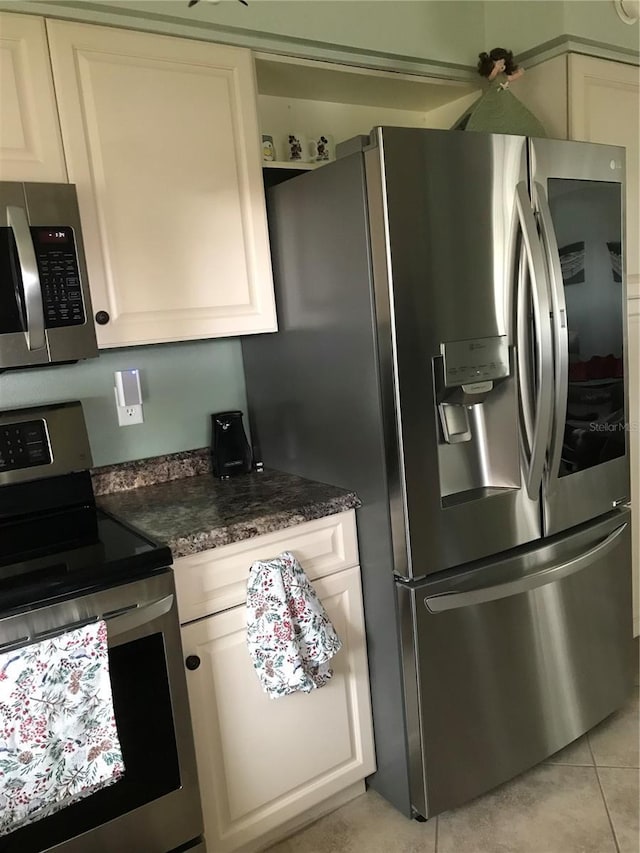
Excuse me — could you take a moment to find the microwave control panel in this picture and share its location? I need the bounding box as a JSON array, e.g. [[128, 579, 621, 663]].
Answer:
[[0, 419, 51, 473], [32, 227, 86, 328]]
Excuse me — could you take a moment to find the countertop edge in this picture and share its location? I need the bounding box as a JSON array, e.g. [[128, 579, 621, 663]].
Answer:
[[168, 495, 359, 559], [93, 457, 361, 559]]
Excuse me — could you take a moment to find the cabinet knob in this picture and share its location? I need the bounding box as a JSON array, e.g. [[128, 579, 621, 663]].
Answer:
[[185, 655, 201, 671], [95, 310, 110, 325]]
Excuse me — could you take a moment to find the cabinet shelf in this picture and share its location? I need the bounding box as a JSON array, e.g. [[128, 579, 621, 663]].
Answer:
[[254, 53, 478, 111], [254, 52, 481, 159], [262, 160, 321, 170]]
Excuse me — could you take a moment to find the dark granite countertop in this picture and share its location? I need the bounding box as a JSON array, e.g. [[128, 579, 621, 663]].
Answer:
[[96, 468, 359, 559]]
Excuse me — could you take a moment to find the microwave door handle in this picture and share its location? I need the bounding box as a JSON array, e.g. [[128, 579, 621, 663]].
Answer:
[[515, 182, 554, 500], [6, 205, 46, 351], [534, 182, 568, 492]]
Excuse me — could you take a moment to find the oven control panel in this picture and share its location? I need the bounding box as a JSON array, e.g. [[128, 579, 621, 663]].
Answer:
[[32, 227, 86, 329], [0, 419, 51, 472]]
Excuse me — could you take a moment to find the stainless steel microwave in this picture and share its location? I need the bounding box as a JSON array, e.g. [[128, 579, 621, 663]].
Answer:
[[0, 182, 98, 370]]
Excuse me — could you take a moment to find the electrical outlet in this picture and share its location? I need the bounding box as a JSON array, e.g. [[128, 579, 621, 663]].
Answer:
[[114, 386, 144, 426], [116, 403, 144, 427]]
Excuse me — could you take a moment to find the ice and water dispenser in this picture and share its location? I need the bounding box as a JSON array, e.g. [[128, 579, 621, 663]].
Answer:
[[434, 335, 520, 503]]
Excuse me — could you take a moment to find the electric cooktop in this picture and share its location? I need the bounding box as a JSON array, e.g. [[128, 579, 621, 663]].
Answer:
[[0, 401, 171, 618], [0, 506, 172, 617]]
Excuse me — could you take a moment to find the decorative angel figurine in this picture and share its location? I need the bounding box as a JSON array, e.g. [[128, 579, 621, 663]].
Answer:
[[477, 48, 525, 87], [451, 46, 547, 137]]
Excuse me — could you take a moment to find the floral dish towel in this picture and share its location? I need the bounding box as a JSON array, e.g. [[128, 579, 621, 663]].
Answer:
[[0, 620, 124, 837], [246, 551, 342, 699]]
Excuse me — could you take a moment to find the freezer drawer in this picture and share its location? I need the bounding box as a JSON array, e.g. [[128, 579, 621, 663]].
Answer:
[[401, 510, 633, 818]]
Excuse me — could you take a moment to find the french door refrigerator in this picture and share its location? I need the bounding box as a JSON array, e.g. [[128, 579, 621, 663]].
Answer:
[[242, 127, 633, 819]]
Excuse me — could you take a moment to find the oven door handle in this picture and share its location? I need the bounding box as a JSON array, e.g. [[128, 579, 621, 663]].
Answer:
[[0, 594, 175, 654], [105, 594, 175, 638]]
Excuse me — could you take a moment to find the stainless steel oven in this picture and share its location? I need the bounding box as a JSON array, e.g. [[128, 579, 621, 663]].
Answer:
[[0, 402, 204, 853], [0, 574, 203, 853]]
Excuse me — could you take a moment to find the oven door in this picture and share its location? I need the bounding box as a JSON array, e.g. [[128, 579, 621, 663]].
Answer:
[[0, 571, 203, 853]]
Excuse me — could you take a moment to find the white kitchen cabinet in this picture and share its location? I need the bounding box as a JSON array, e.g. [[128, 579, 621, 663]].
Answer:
[[507, 54, 569, 141], [46, 20, 276, 347], [176, 511, 376, 853], [568, 55, 640, 286], [0, 12, 67, 182], [174, 511, 360, 624], [516, 54, 639, 280]]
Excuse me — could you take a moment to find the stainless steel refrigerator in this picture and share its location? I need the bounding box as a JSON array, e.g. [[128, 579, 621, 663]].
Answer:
[[242, 127, 634, 820]]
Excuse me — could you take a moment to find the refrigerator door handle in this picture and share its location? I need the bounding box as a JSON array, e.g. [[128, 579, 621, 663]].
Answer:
[[516, 239, 535, 460], [7, 205, 46, 352], [424, 522, 627, 612], [534, 182, 569, 492], [515, 182, 554, 500]]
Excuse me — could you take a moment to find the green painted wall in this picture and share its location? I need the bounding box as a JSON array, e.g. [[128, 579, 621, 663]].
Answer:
[[484, 0, 639, 57], [4, 1, 486, 67], [563, 0, 639, 52], [8, 0, 636, 67], [0, 339, 247, 466], [104, 0, 486, 65], [483, 1, 566, 56]]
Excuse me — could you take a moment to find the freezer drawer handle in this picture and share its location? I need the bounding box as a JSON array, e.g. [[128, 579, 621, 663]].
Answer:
[[424, 523, 627, 613]]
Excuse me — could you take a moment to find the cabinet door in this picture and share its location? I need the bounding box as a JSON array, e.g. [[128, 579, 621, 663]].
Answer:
[[46, 21, 276, 347], [569, 55, 640, 283], [502, 54, 569, 141], [0, 12, 67, 182], [175, 510, 359, 622], [182, 566, 376, 853]]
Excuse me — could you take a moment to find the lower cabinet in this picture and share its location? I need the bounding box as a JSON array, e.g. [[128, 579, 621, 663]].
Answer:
[[176, 513, 376, 852]]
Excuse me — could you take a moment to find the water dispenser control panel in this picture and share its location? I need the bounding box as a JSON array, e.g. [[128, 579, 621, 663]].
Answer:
[[441, 336, 510, 388]]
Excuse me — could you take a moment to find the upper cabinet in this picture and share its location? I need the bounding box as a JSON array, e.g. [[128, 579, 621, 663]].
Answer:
[[5, 12, 634, 352], [518, 54, 639, 284], [568, 55, 640, 285], [46, 20, 277, 348], [0, 12, 67, 182]]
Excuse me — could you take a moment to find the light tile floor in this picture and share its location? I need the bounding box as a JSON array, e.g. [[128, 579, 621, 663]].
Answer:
[[268, 656, 639, 853]]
